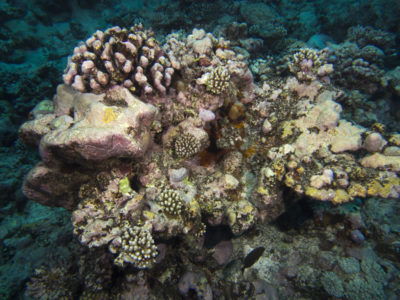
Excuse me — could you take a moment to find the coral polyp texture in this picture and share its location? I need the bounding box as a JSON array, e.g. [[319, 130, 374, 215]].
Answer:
[[205, 66, 231, 94], [110, 223, 158, 268], [174, 133, 202, 158], [157, 189, 185, 215], [287, 48, 333, 82], [63, 24, 175, 97], [18, 24, 400, 298]]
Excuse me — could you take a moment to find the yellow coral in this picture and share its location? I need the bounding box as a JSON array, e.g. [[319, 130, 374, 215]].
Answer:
[[332, 189, 350, 204], [371, 123, 385, 134], [102, 107, 118, 123], [227, 209, 236, 226], [347, 183, 367, 199], [284, 173, 296, 188], [119, 177, 132, 196], [349, 166, 367, 180], [143, 210, 156, 220], [189, 200, 201, 218], [257, 186, 269, 195], [388, 134, 400, 146], [243, 204, 255, 214], [272, 159, 286, 180], [281, 121, 296, 139], [305, 186, 334, 201], [305, 186, 321, 200], [367, 177, 400, 198], [296, 166, 305, 174]]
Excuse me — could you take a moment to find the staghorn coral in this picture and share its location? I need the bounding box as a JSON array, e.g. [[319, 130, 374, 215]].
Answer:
[[63, 24, 175, 97]]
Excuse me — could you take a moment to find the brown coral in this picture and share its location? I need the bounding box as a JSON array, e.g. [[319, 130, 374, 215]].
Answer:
[[109, 223, 158, 268], [174, 133, 202, 158]]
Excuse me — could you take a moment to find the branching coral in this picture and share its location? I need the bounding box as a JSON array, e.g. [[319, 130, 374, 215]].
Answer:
[[328, 30, 389, 94], [157, 189, 184, 215], [109, 223, 158, 268], [63, 24, 175, 97], [287, 48, 333, 82], [174, 132, 202, 158], [205, 66, 231, 95], [19, 25, 400, 292], [26, 261, 78, 299], [347, 25, 396, 51]]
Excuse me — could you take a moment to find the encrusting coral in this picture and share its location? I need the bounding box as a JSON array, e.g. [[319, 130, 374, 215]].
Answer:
[[19, 24, 400, 297]]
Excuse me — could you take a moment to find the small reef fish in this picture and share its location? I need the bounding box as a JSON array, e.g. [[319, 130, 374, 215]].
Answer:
[[242, 246, 265, 272]]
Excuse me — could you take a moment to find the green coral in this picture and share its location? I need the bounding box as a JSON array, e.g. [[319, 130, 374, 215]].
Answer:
[[119, 177, 132, 196]]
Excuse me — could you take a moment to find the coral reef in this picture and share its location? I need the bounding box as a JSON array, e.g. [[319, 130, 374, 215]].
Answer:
[[18, 26, 400, 300], [174, 133, 202, 159], [20, 25, 400, 275], [25, 260, 78, 299], [110, 223, 158, 268], [205, 66, 231, 95], [157, 189, 184, 215], [328, 25, 394, 95], [0, 1, 397, 298], [239, 2, 287, 42], [63, 24, 175, 98], [287, 48, 333, 82]]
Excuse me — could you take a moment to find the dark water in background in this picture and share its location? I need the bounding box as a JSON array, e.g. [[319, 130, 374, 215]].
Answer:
[[0, 0, 399, 299]]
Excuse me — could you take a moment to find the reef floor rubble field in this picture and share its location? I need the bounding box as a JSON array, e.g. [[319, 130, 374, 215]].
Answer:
[[0, 0, 400, 299]]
